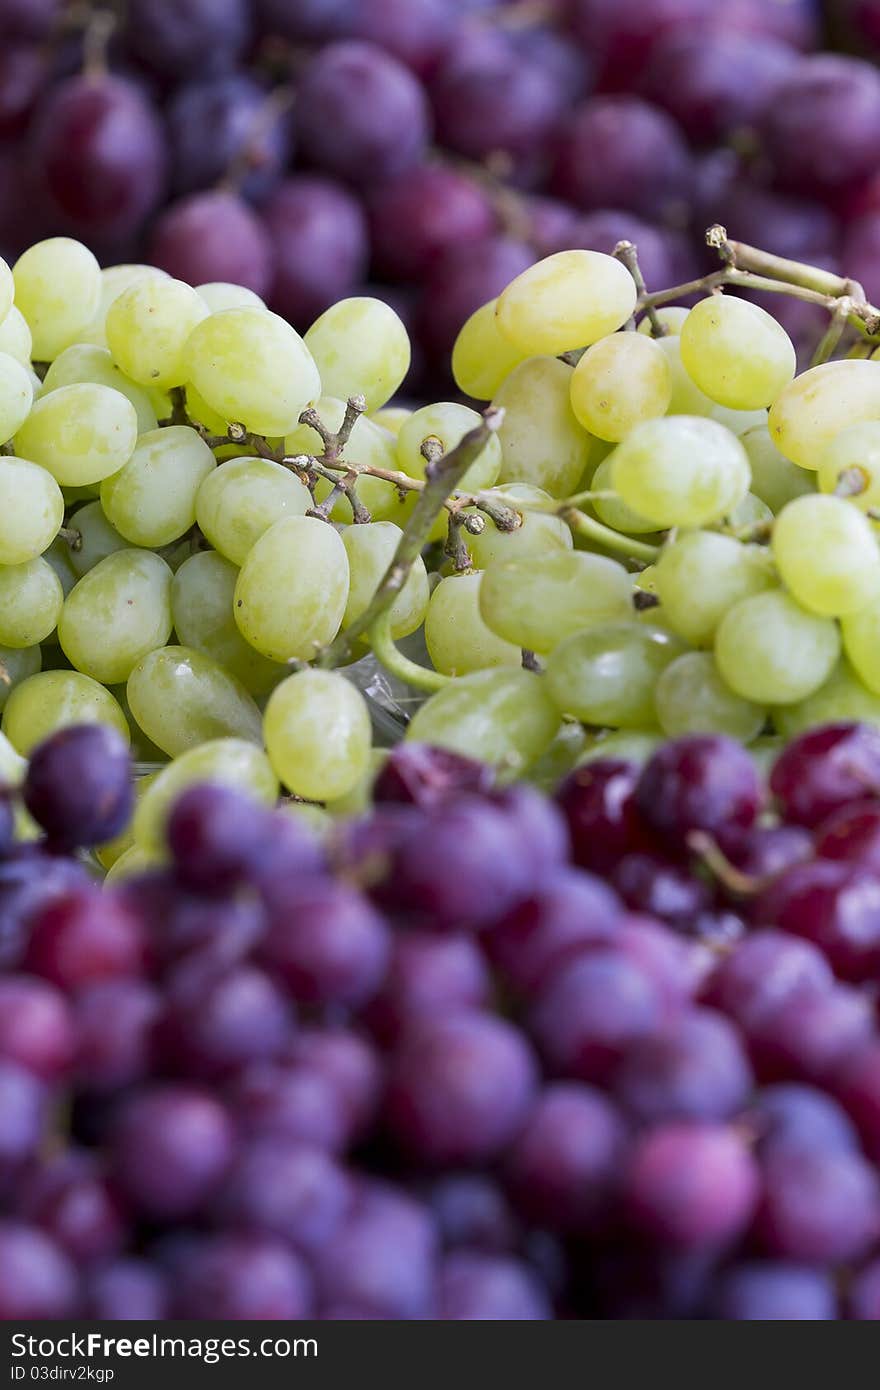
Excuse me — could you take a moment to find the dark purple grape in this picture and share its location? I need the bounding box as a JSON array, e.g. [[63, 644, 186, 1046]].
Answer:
[[488, 783, 570, 880], [23, 724, 132, 851], [368, 166, 496, 283], [0, 1223, 77, 1319], [702, 178, 839, 262], [173, 1233, 313, 1320], [227, 1058, 353, 1154], [351, 0, 457, 76], [544, 210, 686, 291], [438, 1252, 552, 1320], [166, 74, 293, 202], [20, 1151, 125, 1265], [417, 235, 533, 364], [24, 887, 147, 991], [556, 759, 647, 874], [261, 176, 369, 327], [750, 1084, 860, 1159], [753, 859, 880, 983], [760, 55, 880, 196], [130, 871, 266, 972], [0, 1061, 46, 1165], [254, 0, 355, 41], [313, 1182, 437, 1320], [86, 1258, 169, 1320], [611, 852, 712, 929], [258, 880, 390, 1008], [591, 1246, 720, 1319], [702, 929, 833, 1030], [111, 1085, 235, 1220], [623, 1122, 759, 1250], [165, 786, 275, 892], [816, 798, 880, 870], [73, 980, 159, 1094], [746, 985, 873, 1084], [362, 931, 491, 1045], [219, 1136, 352, 1256], [711, 1262, 837, 1320], [0, 42, 47, 136], [849, 1259, 880, 1320], [716, 823, 814, 883], [125, 0, 250, 80], [425, 1174, 519, 1254], [635, 735, 763, 848], [770, 723, 880, 827], [158, 961, 293, 1081], [0, 975, 75, 1080], [285, 1029, 382, 1143], [613, 1007, 753, 1125], [148, 192, 273, 298], [833, 1041, 880, 1161], [757, 1145, 880, 1262], [372, 743, 495, 808], [0, 854, 91, 973], [523, 195, 580, 259], [568, 0, 719, 90]]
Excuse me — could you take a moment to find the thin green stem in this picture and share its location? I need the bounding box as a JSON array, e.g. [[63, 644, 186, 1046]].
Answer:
[[562, 508, 660, 564], [367, 610, 450, 693]]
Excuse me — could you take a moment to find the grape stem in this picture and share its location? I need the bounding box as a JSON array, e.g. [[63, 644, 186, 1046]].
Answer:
[[614, 240, 667, 337], [367, 610, 450, 693]]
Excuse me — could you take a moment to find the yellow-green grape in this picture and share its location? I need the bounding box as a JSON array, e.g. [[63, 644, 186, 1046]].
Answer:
[[279, 800, 333, 837], [0, 353, 32, 443], [464, 484, 572, 568], [324, 748, 386, 818], [185, 307, 320, 437], [106, 277, 208, 390], [729, 492, 773, 529], [611, 416, 750, 528], [77, 264, 169, 349], [42, 536, 78, 600], [370, 406, 410, 436], [196, 455, 311, 566], [546, 621, 686, 726], [15, 383, 138, 486], [341, 522, 428, 639], [104, 844, 162, 883], [495, 250, 637, 356], [773, 659, 880, 738], [303, 297, 409, 412], [479, 549, 633, 654], [184, 382, 229, 436], [42, 344, 158, 434], [406, 668, 561, 775], [637, 306, 688, 336], [13, 238, 100, 360], [653, 531, 776, 646], [818, 420, 880, 514], [133, 738, 278, 850], [709, 404, 769, 437], [590, 457, 658, 534], [749, 736, 784, 779], [0, 306, 33, 366], [127, 644, 263, 758], [425, 572, 521, 676], [452, 298, 527, 400], [526, 722, 588, 791], [171, 551, 284, 697], [397, 401, 502, 491], [100, 426, 216, 548], [769, 360, 880, 470], [0, 558, 63, 646], [0, 456, 63, 564], [58, 550, 173, 684], [234, 515, 350, 662], [570, 332, 672, 441], [654, 650, 766, 741], [0, 255, 12, 322], [2, 669, 129, 753], [658, 335, 716, 416], [580, 731, 663, 764], [96, 770, 160, 871], [0, 644, 41, 711], [772, 493, 880, 617], [715, 588, 840, 704], [263, 669, 371, 801], [494, 357, 592, 498], [680, 295, 796, 410], [285, 397, 401, 523], [67, 501, 127, 577], [841, 599, 880, 693], [196, 282, 265, 313], [741, 424, 815, 513]]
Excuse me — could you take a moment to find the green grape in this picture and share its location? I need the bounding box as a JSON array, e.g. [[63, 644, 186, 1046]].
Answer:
[[370, 406, 410, 435], [406, 668, 561, 775], [749, 736, 784, 779], [196, 455, 310, 566], [0, 306, 32, 366], [42, 536, 78, 600], [680, 295, 796, 409], [396, 401, 502, 491], [285, 396, 402, 523], [494, 357, 592, 498], [100, 426, 216, 548], [773, 658, 880, 737], [425, 572, 521, 676], [578, 730, 662, 764], [184, 382, 228, 436], [464, 484, 572, 568], [526, 721, 588, 791], [15, 383, 138, 486], [127, 644, 263, 758], [42, 344, 158, 434], [185, 307, 320, 437], [0, 644, 40, 712], [341, 522, 429, 639], [2, 669, 129, 753], [0, 353, 32, 443], [13, 238, 100, 360], [545, 621, 686, 725], [728, 492, 773, 529], [263, 669, 371, 801], [0, 558, 63, 646], [171, 551, 284, 696], [772, 493, 880, 617], [303, 297, 410, 412], [637, 306, 688, 336], [196, 282, 265, 313], [279, 800, 333, 838], [709, 404, 769, 437], [77, 264, 168, 349], [495, 250, 637, 356], [653, 531, 776, 646], [67, 501, 127, 577], [479, 549, 633, 654], [324, 748, 386, 818], [658, 335, 716, 416], [234, 515, 349, 662], [106, 276, 208, 390], [768, 360, 880, 470], [0, 456, 63, 564], [590, 457, 658, 534], [133, 738, 278, 850], [611, 416, 750, 528], [741, 424, 815, 513], [0, 728, 26, 788], [570, 332, 672, 441], [58, 550, 173, 684], [452, 298, 527, 400], [714, 588, 840, 704], [817, 420, 880, 514], [841, 598, 880, 692], [104, 843, 162, 882], [654, 650, 766, 741]]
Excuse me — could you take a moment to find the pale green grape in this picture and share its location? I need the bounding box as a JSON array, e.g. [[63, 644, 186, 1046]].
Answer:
[[425, 572, 521, 676], [42, 344, 158, 434], [709, 404, 769, 437], [526, 722, 588, 791], [341, 522, 429, 639], [0, 306, 32, 366], [570, 332, 672, 441], [406, 668, 561, 774], [196, 455, 311, 566], [2, 669, 129, 753], [768, 360, 880, 470], [0, 353, 32, 443], [464, 484, 572, 568], [100, 426, 216, 548], [545, 621, 686, 725], [818, 420, 880, 514], [0, 558, 63, 646], [495, 251, 637, 356], [133, 738, 278, 850], [654, 650, 766, 741], [714, 588, 840, 704], [397, 401, 502, 491], [106, 277, 208, 390], [590, 457, 658, 534], [658, 335, 717, 416], [15, 383, 138, 486], [234, 515, 349, 662], [773, 658, 880, 737], [185, 307, 320, 437], [772, 493, 880, 616], [841, 599, 880, 692], [171, 551, 285, 696], [728, 492, 773, 529], [196, 282, 265, 313], [680, 295, 796, 409], [578, 730, 662, 764], [67, 501, 127, 577], [0, 644, 40, 712], [638, 306, 689, 336], [611, 416, 751, 528], [285, 396, 402, 523], [104, 844, 162, 882], [42, 536, 77, 600], [184, 382, 229, 436], [77, 264, 168, 349], [653, 531, 776, 646], [452, 298, 527, 400], [741, 424, 815, 513], [0, 456, 62, 564], [303, 297, 409, 412], [370, 406, 410, 436], [479, 549, 633, 654], [127, 644, 262, 757], [494, 357, 592, 498], [58, 550, 172, 684], [263, 669, 371, 801], [324, 748, 386, 818], [13, 238, 100, 360]]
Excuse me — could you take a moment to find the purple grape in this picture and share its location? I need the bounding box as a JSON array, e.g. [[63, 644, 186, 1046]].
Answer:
[[617, 915, 712, 1007], [592, 1246, 720, 1319], [259, 880, 390, 1008], [158, 961, 293, 1081], [702, 930, 833, 1030], [285, 1029, 382, 1143], [227, 1058, 353, 1153], [0, 41, 47, 137], [166, 74, 292, 202], [261, 176, 369, 327], [523, 195, 580, 259], [612, 852, 712, 929], [372, 743, 495, 808], [712, 1262, 837, 1320], [746, 985, 873, 1084], [351, 0, 457, 76], [254, 0, 355, 41], [219, 1137, 352, 1255], [111, 1085, 235, 1219], [635, 735, 763, 848], [438, 1252, 552, 1320], [0, 974, 75, 1080], [23, 724, 132, 851], [703, 179, 839, 262], [556, 759, 648, 874], [488, 782, 571, 880], [131, 871, 266, 972], [24, 887, 147, 991], [613, 1007, 754, 1125], [0, 1223, 77, 1319], [716, 823, 814, 883], [849, 1259, 880, 1320], [568, 0, 719, 90], [753, 859, 880, 982], [507, 24, 592, 105], [148, 192, 274, 298], [368, 166, 496, 283], [834, 1041, 880, 1161], [770, 723, 880, 827], [173, 1233, 313, 1320], [425, 1174, 519, 1254], [760, 55, 880, 196], [815, 798, 880, 871], [0, 1061, 46, 1165], [313, 1181, 437, 1319], [750, 1084, 860, 1159], [757, 1145, 880, 1262], [0, 0, 60, 40], [417, 234, 533, 364], [73, 980, 160, 1094], [20, 1151, 126, 1265], [86, 1258, 169, 1320], [165, 786, 277, 893], [0, 854, 91, 972], [362, 931, 492, 1045], [623, 1123, 759, 1250], [125, 0, 250, 80], [544, 210, 686, 291]]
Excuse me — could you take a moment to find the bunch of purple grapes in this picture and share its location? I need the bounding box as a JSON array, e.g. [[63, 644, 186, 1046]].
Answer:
[[3, 0, 880, 391], [6, 721, 880, 1318]]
